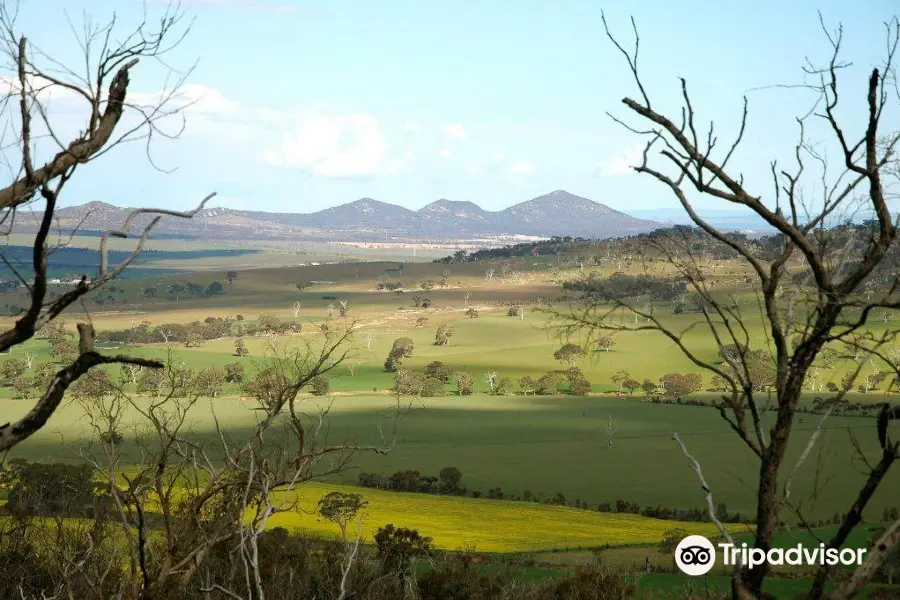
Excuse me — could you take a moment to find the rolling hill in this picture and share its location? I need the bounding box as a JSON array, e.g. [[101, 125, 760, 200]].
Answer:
[[14, 190, 661, 242]]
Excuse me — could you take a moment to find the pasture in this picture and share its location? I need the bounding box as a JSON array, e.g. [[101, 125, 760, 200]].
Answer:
[[1, 244, 899, 586], [2, 392, 895, 524]]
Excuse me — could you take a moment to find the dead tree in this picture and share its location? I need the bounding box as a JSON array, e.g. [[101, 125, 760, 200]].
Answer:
[[0, 3, 209, 452], [552, 12, 900, 600], [76, 325, 408, 600], [604, 416, 616, 450]]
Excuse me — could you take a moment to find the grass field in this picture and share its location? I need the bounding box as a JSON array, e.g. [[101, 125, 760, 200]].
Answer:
[[265, 481, 725, 552], [1, 246, 899, 599], [3, 392, 896, 523]]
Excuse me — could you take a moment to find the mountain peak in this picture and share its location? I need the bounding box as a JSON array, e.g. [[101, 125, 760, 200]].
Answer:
[[79, 200, 119, 211], [38, 192, 661, 241]]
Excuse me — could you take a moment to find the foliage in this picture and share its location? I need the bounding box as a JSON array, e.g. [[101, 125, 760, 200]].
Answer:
[[658, 373, 703, 398], [224, 361, 245, 383], [554, 343, 585, 367], [535, 372, 564, 395], [310, 374, 330, 396], [425, 361, 452, 382], [434, 324, 454, 346], [317, 491, 368, 541], [194, 367, 224, 397], [0, 358, 26, 385], [456, 371, 474, 395], [0, 460, 99, 517], [374, 524, 433, 580], [384, 337, 414, 371]]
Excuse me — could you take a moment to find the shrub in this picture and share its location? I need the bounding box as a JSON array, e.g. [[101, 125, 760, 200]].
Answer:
[[0, 358, 26, 385], [384, 337, 414, 372], [224, 362, 245, 383], [424, 361, 452, 382], [394, 368, 424, 396], [374, 524, 433, 580], [536, 372, 563, 395], [659, 372, 703, 397], [456, 371, 474, 395], [310, 374, 330, 396], [1, 460, 98, 517], [434, 324, 453, 346], [420, 377, 445, 397], [194, 367, 225, 398], [569, 377, 592, 396]]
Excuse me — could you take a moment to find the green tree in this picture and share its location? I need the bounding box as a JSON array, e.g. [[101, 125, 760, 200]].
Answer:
[[554, 343, 585, 367], [438, 467, 463, 494], [393, 368, 424, 396], [0, 358, 27, 385], [456, 371, 474, 395], [536, 372, 564, 395], [224, 362, 245, 383], [234, 338, 249, 357], [424, 361, 452, 382], [374, 524, 433, 581], [384, 337, 414, 372], [659, 527, 689, 568], [434, 324, 454, 346], [310, 374, 330, 396], [194, 367, 224, 398], [519, 375, 536, 395], [205, 281, 224, 296], [317, 491, 368, 543], [1, 460, 97, 517], [659, 373, 703, 398]]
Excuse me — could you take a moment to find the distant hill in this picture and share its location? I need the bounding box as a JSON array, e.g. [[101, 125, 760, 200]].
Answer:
[[15, 191, 662, 242]]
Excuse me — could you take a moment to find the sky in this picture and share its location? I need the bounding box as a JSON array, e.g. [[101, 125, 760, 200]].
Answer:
[[7, 0, 900, 215]]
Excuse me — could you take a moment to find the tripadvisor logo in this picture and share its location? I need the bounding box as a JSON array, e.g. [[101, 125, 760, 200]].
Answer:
[[675, 535, 867, 576], [675, 535, 717, 576]]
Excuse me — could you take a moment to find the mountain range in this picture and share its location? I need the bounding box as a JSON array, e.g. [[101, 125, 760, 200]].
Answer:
[[15, 190, 663, 242]]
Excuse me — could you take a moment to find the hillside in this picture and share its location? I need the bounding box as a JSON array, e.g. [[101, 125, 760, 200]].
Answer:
[[14, 191, 661, 242]]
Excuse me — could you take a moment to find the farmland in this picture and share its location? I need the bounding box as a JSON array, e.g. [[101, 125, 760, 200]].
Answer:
[[2, 237, 899, 597]]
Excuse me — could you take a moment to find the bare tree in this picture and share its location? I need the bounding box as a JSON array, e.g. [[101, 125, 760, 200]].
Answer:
[[0, 3, 211, 452], [484, 371, 498, 394], [603, 416, 616, 450], [292, 301, 302, 319], [75, 325, 408, 600], [552, 12, 900, 600]]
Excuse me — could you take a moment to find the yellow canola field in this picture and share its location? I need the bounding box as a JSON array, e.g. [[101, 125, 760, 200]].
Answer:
[[264, 482, 727, 553]]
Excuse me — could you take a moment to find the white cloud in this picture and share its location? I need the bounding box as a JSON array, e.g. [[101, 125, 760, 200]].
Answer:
[[439, 148, 452, 160], [508, 159, 533, 176], [4, 72, 408, 180], [263, 110, 404, 178], [597, 143, 643, 177], [442, 123, 469, 141], [466, 151, 507, 176], [403, 121, 421, 133]]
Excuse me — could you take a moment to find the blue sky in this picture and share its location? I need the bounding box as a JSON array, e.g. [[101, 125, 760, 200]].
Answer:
[[11, 0, 900, 214]]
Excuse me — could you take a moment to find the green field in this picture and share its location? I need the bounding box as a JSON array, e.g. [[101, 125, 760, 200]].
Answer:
[[1, 245, 899, 598], [3, 392, 894, 523]]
